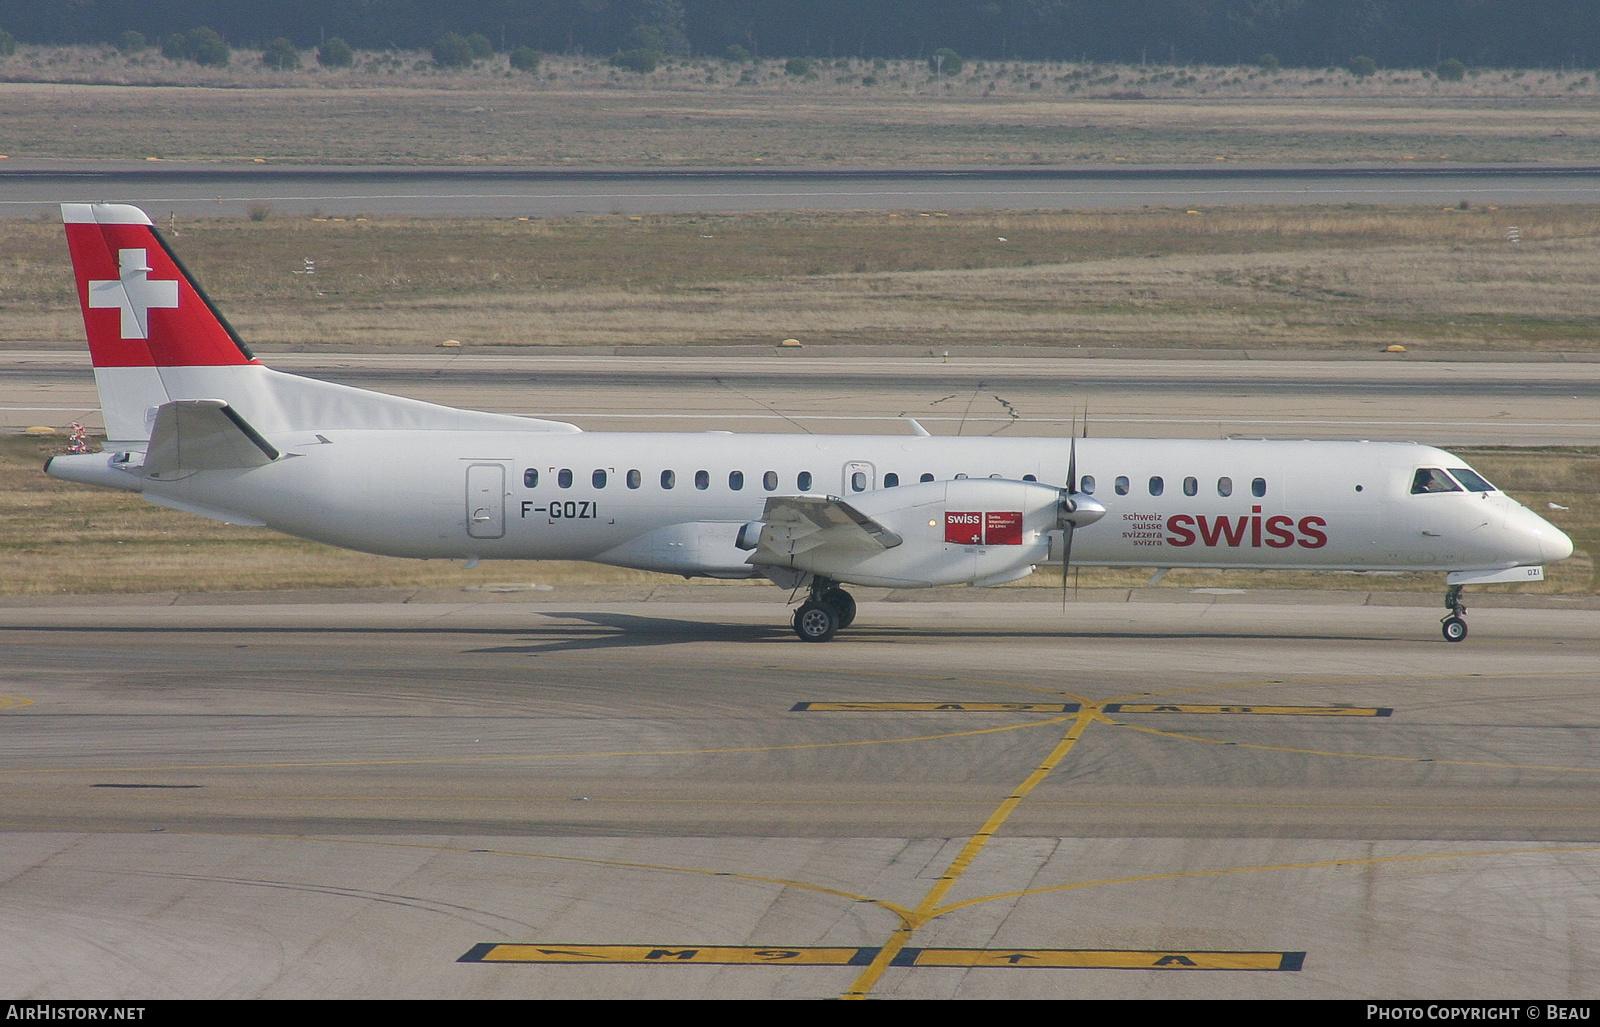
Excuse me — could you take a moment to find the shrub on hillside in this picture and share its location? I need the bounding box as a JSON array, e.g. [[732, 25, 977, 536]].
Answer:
[[929, 47, 962, 75], [465, 33, 493, 59], [163, 27, 229, 66], [1436, 58, 1466, 81], [432, 32, 474, 68], [610, 48, 659, 73], [0, 29, 14, 57], [509, 46, 541, 72], [117, 31, 146, 53], [261, 37, 299, 70], [784, 56, 813, 76], [1348, 55, 1377, 77], [189, 27, 229, 66], [317, 37, 353, 67]]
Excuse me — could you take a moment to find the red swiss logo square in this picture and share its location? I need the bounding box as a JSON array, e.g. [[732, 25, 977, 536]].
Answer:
[[984, 511, 1023, 546], [944, 511, 983, 544]]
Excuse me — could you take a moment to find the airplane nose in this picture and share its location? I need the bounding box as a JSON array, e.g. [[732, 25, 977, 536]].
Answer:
[[1509, 505, 1573, 564], [1542, 522, 1575, 563]]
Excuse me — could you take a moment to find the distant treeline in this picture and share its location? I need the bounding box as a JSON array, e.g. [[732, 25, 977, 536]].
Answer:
[[5, 1, 1600, 69]]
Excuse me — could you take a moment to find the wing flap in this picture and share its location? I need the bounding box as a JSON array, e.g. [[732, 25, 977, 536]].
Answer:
[[748, 495, 903, 567]]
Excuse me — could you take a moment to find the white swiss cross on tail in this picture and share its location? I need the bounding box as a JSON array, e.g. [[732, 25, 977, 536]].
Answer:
[[88, 248, 179, 340]]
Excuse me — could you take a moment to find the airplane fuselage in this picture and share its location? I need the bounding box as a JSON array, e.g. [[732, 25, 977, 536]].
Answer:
[[58, 430, 1563, 581]]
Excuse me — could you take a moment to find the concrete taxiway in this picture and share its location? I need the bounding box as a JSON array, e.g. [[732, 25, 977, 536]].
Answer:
[[5, 351, 1600, 445], [7, 164, 1600, 219], [1, 591, 1596, 999]]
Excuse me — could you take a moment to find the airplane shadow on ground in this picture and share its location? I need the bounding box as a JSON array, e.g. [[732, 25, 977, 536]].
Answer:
[[465, 611, 788, 654], [463, 610, 1407, 655]]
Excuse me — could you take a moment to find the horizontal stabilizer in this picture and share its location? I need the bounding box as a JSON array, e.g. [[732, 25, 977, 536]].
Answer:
[[139, 399, 278, 478], [747, 494, 903, 567]]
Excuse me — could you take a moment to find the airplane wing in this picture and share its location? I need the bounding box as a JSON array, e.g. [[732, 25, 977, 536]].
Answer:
[[138, 399, 279, 478], [746, 494, 903, 567]]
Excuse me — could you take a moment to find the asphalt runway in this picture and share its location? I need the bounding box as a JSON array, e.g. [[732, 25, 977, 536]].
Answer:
[[1, 595, 1597, 999], [5, 351, 1600, 445], [7, 164, 1600, 218]]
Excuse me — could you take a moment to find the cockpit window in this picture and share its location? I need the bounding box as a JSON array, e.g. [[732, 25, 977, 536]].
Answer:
[[1448, 467, 1496, 493], [1412, 468, 1462, 494]]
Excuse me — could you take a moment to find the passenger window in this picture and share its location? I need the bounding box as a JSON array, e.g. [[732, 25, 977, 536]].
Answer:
[[729, 470, 744, 490], [763, 470, 778, 491], [884, 472, 899, 487], [1449, 467, 1495, 493], [1080, 474, 1096, 494], [1183, 476, 1198, 497], [558, 468, 573, 489], [1411, 468, 1461, 494], [627, 469, 641, 489], [920, 473, 935, 483], [1217, 476, 1232, 497], [798, 471, 813, 491], [851, 471, 867, 492], [695, 470, 710, 490], [955, 473, 969, 479], [1252, 477, 1267, 498], [661, 470, 676, 489], [1115, 476, 1129, 496], [592, 469, 607, 489], [523, 469, 538, 488], [1023, 474, 1036, 482], [1149, 476, 1164, 497]]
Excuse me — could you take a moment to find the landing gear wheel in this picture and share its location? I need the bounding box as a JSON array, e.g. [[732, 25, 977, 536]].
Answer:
[[821, 588, 856, 629], [1441, 616, 1468, 643], [793, 601, 840, 643]]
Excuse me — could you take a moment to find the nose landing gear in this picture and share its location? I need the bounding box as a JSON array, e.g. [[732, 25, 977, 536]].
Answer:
[[1441, 584, 1468, 642], [792, 577, 857, 642]]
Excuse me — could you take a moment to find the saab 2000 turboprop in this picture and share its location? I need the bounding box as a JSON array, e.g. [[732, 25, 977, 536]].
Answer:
[[45, 203, 1573, 642]]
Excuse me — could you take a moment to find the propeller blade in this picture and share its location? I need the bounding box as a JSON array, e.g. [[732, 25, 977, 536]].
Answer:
[[1060, 522, 1074, 611], [1058, 426, 1101, 613]]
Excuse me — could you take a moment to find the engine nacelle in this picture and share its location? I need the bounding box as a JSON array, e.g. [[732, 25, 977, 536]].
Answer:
[[779, 478, 1067, 588]]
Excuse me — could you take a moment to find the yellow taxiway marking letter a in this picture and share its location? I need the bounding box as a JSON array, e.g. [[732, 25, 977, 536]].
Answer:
[[1103, 703, 1391, 717]]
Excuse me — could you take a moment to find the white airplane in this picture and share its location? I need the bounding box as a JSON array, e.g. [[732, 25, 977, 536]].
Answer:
[[46, 202, 1573, 643]]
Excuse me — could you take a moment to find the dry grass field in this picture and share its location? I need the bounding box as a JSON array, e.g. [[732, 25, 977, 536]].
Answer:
[[3, 48, 1600, 166], [1, 435, 1592, 597], [13, 46, 1600, 101], [4, 206, 1599, 354]]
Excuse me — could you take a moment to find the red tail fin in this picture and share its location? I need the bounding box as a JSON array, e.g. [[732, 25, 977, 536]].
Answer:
[[62, 203, 256, 368]]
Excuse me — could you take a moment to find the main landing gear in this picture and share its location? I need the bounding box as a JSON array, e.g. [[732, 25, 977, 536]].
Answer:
[[792, 578, 856, 642], [1441, 584, 1468, 643]]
